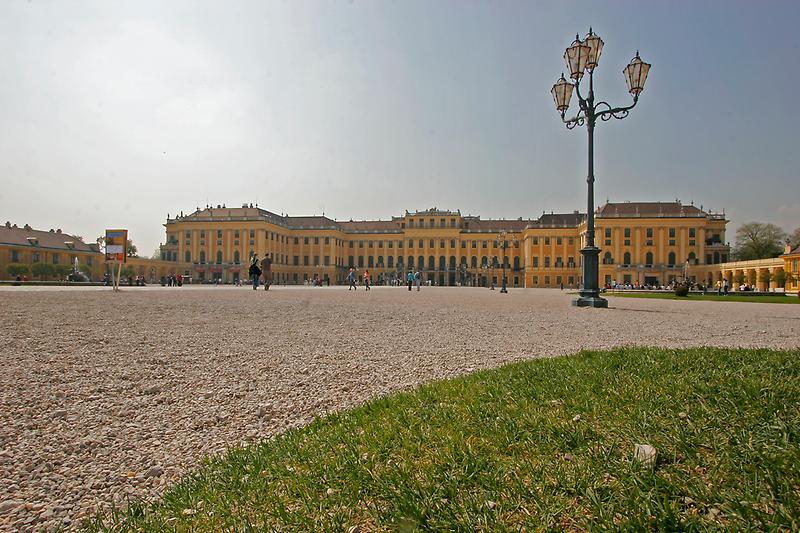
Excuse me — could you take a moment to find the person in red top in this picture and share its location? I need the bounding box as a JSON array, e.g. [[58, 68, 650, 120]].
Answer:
[[364, 269, 371, 291]]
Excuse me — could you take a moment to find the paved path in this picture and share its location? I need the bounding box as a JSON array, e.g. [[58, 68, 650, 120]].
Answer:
[[0, 286, 798, 531]]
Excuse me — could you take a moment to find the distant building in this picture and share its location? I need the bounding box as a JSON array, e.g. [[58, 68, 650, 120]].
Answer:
[[158, 201, 731, 287], [0, 222, 103, 280]]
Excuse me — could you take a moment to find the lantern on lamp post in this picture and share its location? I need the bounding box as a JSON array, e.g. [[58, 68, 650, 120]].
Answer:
[[550, 28, 651, 308]]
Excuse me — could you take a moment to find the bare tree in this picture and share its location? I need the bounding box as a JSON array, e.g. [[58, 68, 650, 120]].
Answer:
[[732, 222, 786, 261], [788, 226, 800, 250]]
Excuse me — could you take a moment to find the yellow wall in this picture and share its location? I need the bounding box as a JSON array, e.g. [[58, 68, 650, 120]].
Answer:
[[0, 243, 104, 281]]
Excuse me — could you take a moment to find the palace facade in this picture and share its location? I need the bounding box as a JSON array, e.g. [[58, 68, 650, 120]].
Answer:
[[157, 201, 731, 288]]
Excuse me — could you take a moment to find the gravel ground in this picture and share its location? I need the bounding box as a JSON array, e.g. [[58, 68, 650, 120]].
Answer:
[[0, 285, 798, 531]]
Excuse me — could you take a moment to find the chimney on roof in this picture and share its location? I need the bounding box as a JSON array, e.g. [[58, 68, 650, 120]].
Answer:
[[56, 229, 61, 233], [573, 210, 579, 215], [49, 229, 54, 232], [4, 221, 9, 228]]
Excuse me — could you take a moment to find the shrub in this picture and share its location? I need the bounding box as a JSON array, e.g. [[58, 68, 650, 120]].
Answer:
[[31, 262, 54, 280], [6, 263, 29, 277], [674, 283, 690, 297]]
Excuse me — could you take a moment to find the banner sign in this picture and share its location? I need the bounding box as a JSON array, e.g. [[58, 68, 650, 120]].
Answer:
[[105, 229, 128, 263]]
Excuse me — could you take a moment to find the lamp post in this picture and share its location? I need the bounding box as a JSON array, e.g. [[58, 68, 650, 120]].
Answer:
[[497, 231, 518, 293], [551, 29, 651, 308]]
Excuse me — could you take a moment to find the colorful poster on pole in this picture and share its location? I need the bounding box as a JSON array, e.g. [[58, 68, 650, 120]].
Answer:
[[105, 229, 128, 263]]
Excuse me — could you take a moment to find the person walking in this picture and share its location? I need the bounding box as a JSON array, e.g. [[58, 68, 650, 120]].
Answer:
[[414, 270, 421, 291], [723, 278, 729, 295], [407, 270, 414, 291], [348, 267, 357, 290], [364, 269, 371, 291], [260, 255, 272, 291], [249, 256, 262, 290]]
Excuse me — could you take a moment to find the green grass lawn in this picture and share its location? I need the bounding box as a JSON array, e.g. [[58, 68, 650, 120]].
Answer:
[[89, 348, 800, 531], [607, 292, 800, 304]]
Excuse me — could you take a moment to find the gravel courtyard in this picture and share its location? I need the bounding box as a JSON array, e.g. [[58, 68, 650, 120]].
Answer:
[[1, 286, 798, 531]]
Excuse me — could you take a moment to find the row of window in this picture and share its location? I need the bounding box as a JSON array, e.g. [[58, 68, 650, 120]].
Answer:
[[531, 256, 577, 268], [405, 218, 459, 229], [8, 250, 92, 266], [531, 275, 575, 286], [530, 237, 575, 246], [600, 251, 697, 266]]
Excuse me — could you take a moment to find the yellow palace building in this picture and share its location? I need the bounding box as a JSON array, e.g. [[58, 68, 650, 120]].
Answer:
[[157, 201, 731, 288]]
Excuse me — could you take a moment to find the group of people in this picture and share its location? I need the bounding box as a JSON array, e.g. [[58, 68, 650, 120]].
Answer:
[[248, 254, 273, 291], [164, 274, 182, 287], [347, 268, 371, 290]]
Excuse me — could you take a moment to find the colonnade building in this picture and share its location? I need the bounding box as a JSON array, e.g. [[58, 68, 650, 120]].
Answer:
[[157, 201, 731, 288]]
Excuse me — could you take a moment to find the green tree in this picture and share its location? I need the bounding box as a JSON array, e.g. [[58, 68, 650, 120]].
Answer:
[[53, 264, 72, 280], [6, 263, 29, 277], [31, 262, 54, 280], [126, 240, 138, 257], [734, 272, 746, 286], [120, 266, 136, 279], [733, 222, 787, 260]]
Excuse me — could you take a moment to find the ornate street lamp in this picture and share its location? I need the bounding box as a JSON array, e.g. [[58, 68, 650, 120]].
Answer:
[[551, 28, 650, 308], [496, 230, 519, 294]]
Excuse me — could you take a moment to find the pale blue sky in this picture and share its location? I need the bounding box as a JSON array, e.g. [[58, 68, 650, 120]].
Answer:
[[0, 0, 798, 254]]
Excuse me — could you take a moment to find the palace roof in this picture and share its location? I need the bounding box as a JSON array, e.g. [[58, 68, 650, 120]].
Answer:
[[283, 216, 339, 230], [596, 201, 709, 218], [0, 222, 99, 252], [338, 220, 402, 233], [464, 219, 532, 232], [166, 200, 723, 234]]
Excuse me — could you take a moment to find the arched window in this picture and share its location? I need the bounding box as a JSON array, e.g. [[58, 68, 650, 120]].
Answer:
[[358, 256, 364, 267], [668, 252, 676, 266], [418, 255, 424, 269], [439, 256, 446, 270], [408, 256, 414, 268], [603, 251, 613, 265], [234, 251, 240, 264], [216, 251, 223, 264], [471, 256, 478, 268], [623, 252, 631, 265], [199, 251, 206, 264], [513, 257, 520, 270], [645, 252, 653, 266], [368, 256, 374, 267], [460, 256, 467, 266], [688, 252, 697, 264], [492, 256, 499, 267], [397, 256, 404, 266], [450, 256, 456, 269], [185, 251, 191, 263], [481, 256, 488, 267], [429, 255, 435, 270], [387, 256, 394, 268]]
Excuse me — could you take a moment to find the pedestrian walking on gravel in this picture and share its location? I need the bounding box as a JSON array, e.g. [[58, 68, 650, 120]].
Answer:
[[260, 255, 272, 291], [364, 269, 371, 291], [414, 270, 421, 291], [348, 268, 357, 290], [249, 256, 262, 290], [407, 270, 414, 291]]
